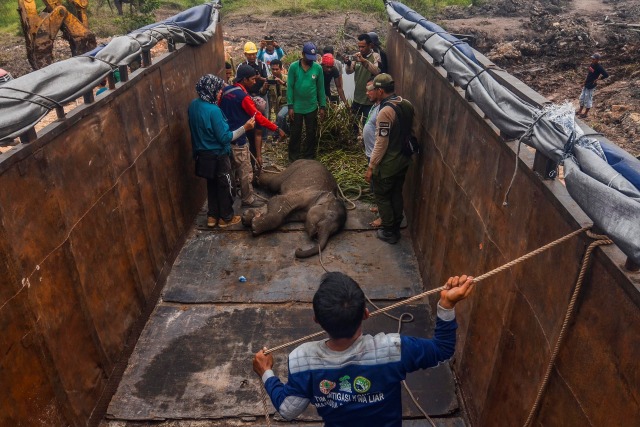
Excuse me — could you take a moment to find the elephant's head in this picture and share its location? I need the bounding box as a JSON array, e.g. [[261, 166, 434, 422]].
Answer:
[[295, 196, 347, 258]]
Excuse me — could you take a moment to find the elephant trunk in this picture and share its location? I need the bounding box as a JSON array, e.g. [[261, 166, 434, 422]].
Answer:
[[295, 228, 330, 258]]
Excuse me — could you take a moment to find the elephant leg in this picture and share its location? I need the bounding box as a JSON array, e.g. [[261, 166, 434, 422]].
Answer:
[[252, 194, 307, 235], [242, 208, 261, 227], [255, 169, 285, 192], [257, 160, 308, 192], [284, 210, 307, 223]]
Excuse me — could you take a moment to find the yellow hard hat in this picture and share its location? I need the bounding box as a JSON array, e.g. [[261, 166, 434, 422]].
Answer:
[[244, 42, 258, 54]]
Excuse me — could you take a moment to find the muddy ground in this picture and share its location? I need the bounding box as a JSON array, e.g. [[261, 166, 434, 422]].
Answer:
[[438, 0, 640, 156], [1, 0, 638, 156]]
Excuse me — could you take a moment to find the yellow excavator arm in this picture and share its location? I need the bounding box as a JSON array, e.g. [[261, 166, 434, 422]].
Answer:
[[18, 0, 97, 70]]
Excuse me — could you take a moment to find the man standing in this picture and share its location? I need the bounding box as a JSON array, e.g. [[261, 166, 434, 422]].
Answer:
[[364, 74, 413, 244], [368, 32, 388, 74], [321, 54, 348, 106], [239, 42, 269, 97], [258, 36, 285, 65], [345, 33, 381, 131], [322, 46, 344, 102], [268, 59, 290, 134], [287, 42, 327, 162], [220, 64, 286, 208], [362, 80, 382, 228], [265, 59, 287, 120], [239, 41, 271, 166], [253, 272, 474, 426], [577, 53, 609, 118], [239, 41, 270, 118]]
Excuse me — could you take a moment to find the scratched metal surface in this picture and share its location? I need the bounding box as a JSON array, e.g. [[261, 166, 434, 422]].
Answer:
[[106, 304, 458, 421], [162, 228, 422, 303]]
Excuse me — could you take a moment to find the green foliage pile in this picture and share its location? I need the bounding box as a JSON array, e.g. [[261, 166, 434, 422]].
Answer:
[[317, 104, 370, 201], [264, 103, 372, 203]]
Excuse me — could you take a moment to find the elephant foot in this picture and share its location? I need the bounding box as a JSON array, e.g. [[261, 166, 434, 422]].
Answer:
[[241, 209, 259, 227]]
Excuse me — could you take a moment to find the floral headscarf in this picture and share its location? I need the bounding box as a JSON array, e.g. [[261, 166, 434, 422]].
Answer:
[[196, 74, 225, 104]]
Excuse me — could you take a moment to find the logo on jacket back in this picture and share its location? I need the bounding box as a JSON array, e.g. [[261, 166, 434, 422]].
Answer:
[[338, 375, 352, 392], [319, 379, 336, 395]]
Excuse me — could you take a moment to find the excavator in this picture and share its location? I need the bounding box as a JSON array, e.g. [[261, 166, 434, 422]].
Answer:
[[18, 0, 97, 70]]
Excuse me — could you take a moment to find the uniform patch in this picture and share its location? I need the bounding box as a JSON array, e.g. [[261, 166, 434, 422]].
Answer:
[[379, 128, 389, 137], [353, 376, 371, 393], [379, 122, 390, 128], [319, 380, 336, 395], [339, 375, 352, 393]]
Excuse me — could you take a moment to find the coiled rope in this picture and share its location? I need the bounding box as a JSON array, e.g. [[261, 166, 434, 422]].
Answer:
[[523, 230, 612, 427], [257, 225, 606, 425]]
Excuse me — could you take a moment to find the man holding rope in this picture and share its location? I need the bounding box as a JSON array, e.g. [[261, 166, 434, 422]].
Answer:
[[253, 272, 474, 426]]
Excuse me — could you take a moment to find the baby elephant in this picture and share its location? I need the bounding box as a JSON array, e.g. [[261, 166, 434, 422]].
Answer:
[[242, 160, 347, 258]]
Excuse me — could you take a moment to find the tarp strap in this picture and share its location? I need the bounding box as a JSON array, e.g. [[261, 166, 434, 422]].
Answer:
[[503, 111, 550, 206], [88, 55, 119, 69], [0, 87, 64, 109], [422, 31, 446, 44], [145, 28, 166, 42], [0, 94, 55, 110], [563, 131, 577, 160], [463, 67, 489, 91], [440, 40, 467, 63]]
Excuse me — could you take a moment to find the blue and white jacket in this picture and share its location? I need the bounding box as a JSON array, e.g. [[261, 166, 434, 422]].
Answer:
[[262, 305, 457, 427]]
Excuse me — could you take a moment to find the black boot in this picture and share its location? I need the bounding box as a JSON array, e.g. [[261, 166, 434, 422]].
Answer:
[[377, 228, 400, 244]]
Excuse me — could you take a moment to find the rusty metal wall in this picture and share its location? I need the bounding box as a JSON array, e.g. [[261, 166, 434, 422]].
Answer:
[[387, 28, 640, 426], [0, 27, 224, 426]]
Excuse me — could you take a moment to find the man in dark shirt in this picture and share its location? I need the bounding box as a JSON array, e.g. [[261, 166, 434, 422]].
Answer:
[[368, 32, 388, 74], [577, 53, 609, 118], [321, 54, 348, 106]]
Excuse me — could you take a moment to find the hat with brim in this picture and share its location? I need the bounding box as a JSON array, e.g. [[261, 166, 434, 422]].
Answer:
[[591, 53, 601, 60], [368, 32, 381, 47], [372, 73, 394, 89], [302, 42, 318, 61], [235, 64, 257, 83]]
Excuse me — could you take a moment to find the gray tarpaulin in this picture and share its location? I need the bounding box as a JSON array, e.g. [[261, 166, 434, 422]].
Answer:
[[0, 2, 219, 141], [387, 1, 640, 263]]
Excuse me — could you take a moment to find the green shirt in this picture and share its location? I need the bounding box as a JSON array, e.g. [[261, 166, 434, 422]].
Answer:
[[375, 97, 413, 179], [287, 60, 326, 114], [353, 51, 381, 105]]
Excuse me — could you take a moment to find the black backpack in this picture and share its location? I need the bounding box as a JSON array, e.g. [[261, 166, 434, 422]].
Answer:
[[380, 100, 420, 157]]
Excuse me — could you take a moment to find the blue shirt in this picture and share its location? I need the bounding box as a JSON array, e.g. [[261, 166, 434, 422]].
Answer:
[[188, 98, 233, 157], [264, 313, 457, 427], [363, 104, 380, 158]]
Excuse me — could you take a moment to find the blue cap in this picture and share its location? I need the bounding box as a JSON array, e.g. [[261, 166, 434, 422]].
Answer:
[[302, 42, 317, 61]]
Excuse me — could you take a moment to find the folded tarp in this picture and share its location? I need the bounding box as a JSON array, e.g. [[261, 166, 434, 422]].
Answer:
[[386, 1, 640, 263], [390, 1, 479, 64], [0, 2, 220, 141]]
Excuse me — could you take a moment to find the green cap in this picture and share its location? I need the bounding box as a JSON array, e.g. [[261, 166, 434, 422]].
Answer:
[[373, 73, 394, 89]]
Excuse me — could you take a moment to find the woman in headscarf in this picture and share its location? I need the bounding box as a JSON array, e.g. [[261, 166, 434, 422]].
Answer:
[[188, 74, 255, 228]]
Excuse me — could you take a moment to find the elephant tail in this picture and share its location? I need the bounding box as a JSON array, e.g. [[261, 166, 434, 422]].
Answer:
[[295, 228, 331, 258]]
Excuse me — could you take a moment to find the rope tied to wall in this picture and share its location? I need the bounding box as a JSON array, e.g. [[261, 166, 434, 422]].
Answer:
[[255, 225, 605, 424], [523, 230, 612, 427], [502, 110, 550, 206]]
